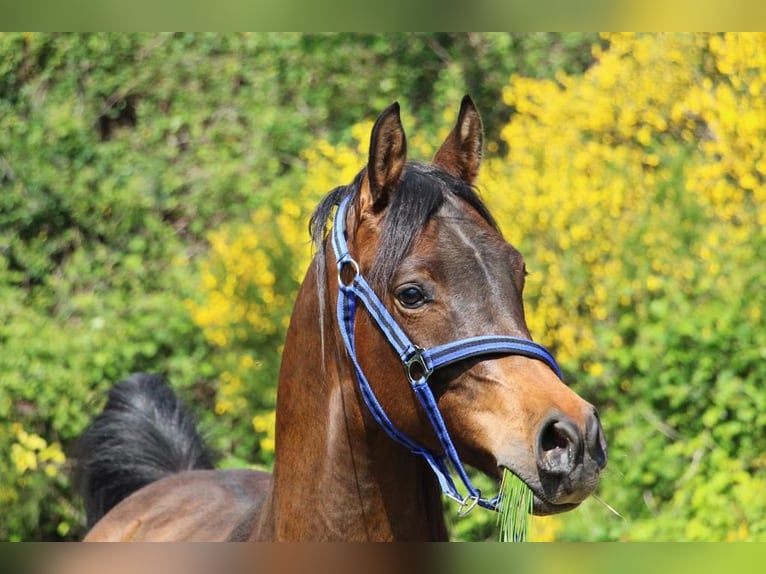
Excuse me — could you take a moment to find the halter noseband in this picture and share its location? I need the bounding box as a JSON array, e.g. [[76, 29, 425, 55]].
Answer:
[[331, 195, 564, 514]]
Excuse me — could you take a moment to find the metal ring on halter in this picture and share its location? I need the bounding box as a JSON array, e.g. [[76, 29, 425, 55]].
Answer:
[[337, 258, 360, 288], [404, 346, 433, 383], [456, 492, 481, 517]]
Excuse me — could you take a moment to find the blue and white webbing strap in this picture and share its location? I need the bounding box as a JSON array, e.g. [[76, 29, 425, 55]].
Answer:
[[331, 195, 564, 513]]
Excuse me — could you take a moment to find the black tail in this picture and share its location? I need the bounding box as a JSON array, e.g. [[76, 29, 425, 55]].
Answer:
[[74, 373, 216, 530]]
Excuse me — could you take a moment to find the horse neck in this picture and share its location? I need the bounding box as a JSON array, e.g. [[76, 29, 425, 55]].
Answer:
[[257, 256, 447, 541]]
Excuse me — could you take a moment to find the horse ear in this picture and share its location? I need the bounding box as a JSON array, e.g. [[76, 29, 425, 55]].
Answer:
[[433, 95, 483, 184], [365, 101, 407, 211]]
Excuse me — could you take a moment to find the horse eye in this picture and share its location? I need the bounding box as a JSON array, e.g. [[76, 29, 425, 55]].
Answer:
[[396, 286, 427, 309]]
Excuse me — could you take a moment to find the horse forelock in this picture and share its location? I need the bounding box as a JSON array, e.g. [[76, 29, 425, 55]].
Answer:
[[309, 162, 498, 297]]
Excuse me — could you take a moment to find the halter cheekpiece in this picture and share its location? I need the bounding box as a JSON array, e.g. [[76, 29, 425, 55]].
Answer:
[[331, 195, 564, 514]]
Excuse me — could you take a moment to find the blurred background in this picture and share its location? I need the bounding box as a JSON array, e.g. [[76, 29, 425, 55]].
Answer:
[[1, 32, 764, 541]]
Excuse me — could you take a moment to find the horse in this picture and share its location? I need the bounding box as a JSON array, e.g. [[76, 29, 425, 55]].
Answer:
[[75, 96, 607, 542]]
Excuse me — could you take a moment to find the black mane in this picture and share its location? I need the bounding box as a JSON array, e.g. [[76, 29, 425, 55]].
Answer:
[[309, 161, 499, 296]]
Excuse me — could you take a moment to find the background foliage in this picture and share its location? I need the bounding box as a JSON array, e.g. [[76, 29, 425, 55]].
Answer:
[[1, 33, 763, 541]]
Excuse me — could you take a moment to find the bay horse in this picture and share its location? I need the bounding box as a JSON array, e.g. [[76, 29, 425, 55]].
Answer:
[[75, 96, 607, 541]]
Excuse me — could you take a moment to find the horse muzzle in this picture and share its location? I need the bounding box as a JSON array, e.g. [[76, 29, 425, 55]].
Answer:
[[527, 407, 608, 513]]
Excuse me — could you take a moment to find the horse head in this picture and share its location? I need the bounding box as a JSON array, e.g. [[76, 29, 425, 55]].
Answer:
[[329, 96, 607, 515]]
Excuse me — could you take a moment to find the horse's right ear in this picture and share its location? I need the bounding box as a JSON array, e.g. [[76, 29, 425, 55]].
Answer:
[[364, 102, 407, 212]]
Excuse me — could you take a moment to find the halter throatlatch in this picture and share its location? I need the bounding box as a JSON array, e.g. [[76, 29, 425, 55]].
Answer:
[[331, 196, 564, 513]]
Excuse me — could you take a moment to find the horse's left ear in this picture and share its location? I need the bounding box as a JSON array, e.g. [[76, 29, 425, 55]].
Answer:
[[365, 101, 407, 212], [433, 95, 483, 184]]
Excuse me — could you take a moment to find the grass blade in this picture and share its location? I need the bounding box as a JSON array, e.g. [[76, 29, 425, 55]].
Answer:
[[497, 468, 534, 542]]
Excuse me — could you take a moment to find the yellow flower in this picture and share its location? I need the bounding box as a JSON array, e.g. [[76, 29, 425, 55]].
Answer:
[[11, 443, 37, 474]]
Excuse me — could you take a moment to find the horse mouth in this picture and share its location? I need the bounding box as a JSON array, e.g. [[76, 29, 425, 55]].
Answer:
[[529, 495, 581, 516], [496, 466, 582, 516]]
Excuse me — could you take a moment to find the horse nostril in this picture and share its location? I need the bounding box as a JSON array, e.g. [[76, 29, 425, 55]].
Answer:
[[537, 417, 582, 475]]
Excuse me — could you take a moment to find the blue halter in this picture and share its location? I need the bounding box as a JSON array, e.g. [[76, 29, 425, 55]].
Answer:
[[331, 195, 564, 514]]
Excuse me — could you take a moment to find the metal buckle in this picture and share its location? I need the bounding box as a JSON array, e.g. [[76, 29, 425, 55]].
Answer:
[[456, 492, 481, 517], [404, 346, 433, 383]]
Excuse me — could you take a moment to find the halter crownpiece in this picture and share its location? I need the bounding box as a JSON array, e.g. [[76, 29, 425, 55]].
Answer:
[[332, 195, 564, 514]]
